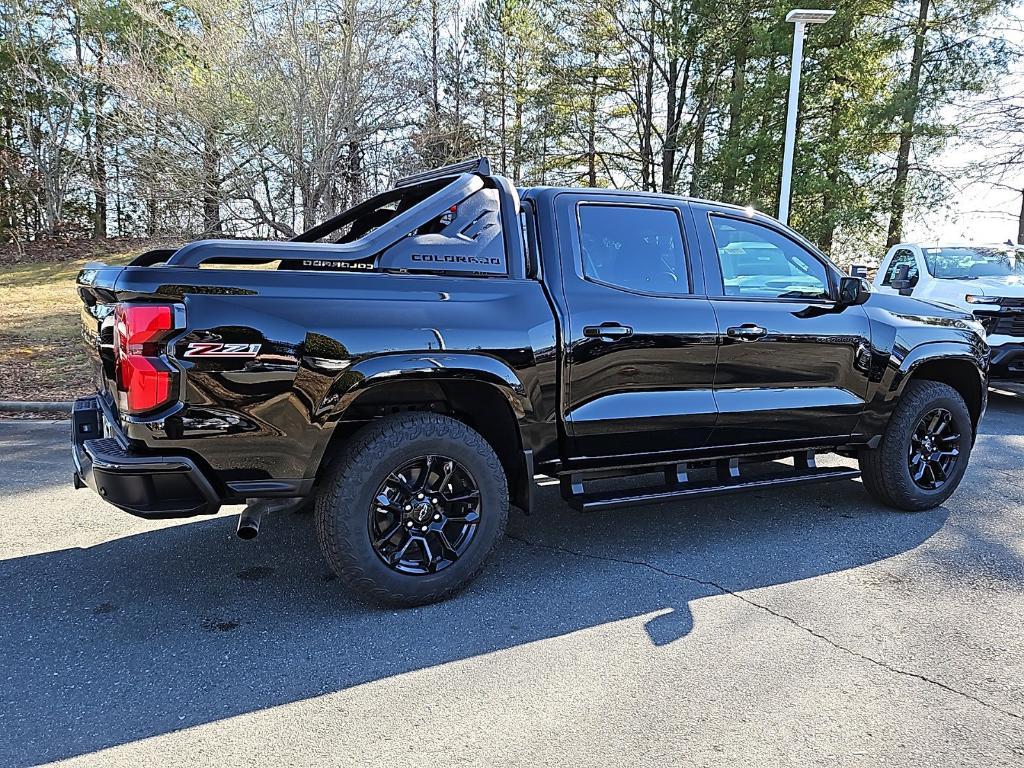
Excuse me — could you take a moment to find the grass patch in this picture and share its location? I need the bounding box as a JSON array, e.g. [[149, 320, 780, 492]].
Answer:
[[0, 250, 139, 402]]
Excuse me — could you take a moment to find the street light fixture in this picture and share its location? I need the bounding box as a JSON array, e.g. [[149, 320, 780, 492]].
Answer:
[[786, 8, 836, 23], [778, 8, 836, 226]]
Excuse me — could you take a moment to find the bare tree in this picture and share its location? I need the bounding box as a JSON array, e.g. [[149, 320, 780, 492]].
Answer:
[[1, 0, 87, 236]]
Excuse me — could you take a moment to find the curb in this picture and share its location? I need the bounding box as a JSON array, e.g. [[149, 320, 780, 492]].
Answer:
[[0, 400, 74, 413]]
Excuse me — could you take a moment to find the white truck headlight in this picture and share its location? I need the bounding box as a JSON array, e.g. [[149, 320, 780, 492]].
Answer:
[[962, 318, 987, 337], [965, 294, 999, 305]]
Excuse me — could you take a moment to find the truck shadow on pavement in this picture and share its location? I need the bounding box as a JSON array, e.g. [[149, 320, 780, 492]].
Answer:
[[1, 475, 951, 766]]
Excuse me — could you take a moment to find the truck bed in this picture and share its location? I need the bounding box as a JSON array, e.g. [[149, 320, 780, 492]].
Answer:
[[78, 261, 559, 493]]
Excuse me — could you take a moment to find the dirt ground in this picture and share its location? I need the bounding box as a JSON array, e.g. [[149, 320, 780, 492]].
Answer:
[[0, 239, 174, 402]]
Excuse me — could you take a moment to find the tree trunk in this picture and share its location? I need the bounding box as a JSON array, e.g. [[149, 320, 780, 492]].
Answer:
[[689, 91, 709, 197], [540, 129, 548, 185], [426, 0, 441, 161], [512, 60, 523, 182], [499, 48, 507, 175], [347, 139, 361, 208], [431, 0, 440, 116], [201, 126, 221, 235], [92, 77, 108, 239], [663, 56, 679, 194], [481, 57, 490, 160], [1, 113, 14, 241], [748, 95, 775, 207], [298, 164, 316, 232], [721, 23, 749, 202], [662, 0, 695, 195], [587, 52, 598, 187], [818, 94, 844, 252], [113, 143, 123, 237], [146, 130, 157, 237], [452, 9, 463, 146], [641, 3, 655, 191], [1018, 188, 1024, 245], [886, 0, 930, 248]]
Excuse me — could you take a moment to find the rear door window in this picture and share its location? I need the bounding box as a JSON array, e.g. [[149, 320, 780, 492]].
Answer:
[[577, 204, 689, 295]]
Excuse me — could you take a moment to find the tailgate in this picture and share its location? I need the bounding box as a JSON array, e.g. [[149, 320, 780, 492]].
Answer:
[[76, 264, 125, 402]]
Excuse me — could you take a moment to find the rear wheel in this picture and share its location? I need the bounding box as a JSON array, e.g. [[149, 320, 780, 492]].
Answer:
[[859, 380, 973, 511], [315, 412, 508, 606]]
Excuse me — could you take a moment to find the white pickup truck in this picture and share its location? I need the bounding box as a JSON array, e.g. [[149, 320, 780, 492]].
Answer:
[[874, 243, 1024, 382]]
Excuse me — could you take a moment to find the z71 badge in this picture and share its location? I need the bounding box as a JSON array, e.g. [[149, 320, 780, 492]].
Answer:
[[183, 342, 262, 359]]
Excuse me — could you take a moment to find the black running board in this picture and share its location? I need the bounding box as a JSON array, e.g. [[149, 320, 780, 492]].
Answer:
[[561, 463, 860, 513]]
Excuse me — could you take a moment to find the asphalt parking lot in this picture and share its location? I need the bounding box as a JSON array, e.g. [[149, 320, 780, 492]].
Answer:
[[2, 396, 1024, 767]]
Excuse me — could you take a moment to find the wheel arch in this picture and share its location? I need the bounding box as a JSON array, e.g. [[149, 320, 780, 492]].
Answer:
[[313, 353, 535, 512], [895, 346, 987, 434]]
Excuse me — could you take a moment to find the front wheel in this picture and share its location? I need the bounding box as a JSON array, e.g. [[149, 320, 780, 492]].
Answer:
[[315, 412, 508, 607], [859, 380, 974, 511]]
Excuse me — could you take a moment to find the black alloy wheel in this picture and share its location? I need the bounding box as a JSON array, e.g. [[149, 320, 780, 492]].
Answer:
[[368, 455, 482, 575], [907, 407, 961, 491], [316, 412, 508, 606], [858, 379, 973, 512]]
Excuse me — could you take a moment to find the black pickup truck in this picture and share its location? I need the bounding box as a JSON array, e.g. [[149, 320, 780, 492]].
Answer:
[[73, 158, 988, 605]]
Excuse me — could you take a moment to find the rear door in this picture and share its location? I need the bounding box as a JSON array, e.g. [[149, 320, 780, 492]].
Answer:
[[554, 193, 719, 461], [693, 206, 872, 446]]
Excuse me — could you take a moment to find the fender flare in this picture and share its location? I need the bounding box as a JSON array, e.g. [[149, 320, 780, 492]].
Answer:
[[323, 352, 533, 421], [854, 339, 987, 445], [308, 352, 537, 510], [886, 340, 987, 400]]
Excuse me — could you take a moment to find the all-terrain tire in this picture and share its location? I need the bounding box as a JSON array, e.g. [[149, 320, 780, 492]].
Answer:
[[859, 379, 973, 511], [315, 412, 508, 607]]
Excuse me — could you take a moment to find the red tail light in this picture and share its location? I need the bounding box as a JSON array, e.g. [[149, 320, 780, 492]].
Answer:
[[114, 303, 180, 414]]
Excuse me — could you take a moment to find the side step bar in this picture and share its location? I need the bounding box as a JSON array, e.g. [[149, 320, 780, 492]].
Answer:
[[560, 453, 860, 512]]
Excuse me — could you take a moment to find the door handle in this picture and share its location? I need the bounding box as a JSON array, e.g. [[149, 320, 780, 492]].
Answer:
[[726, 324, 767, 341], [584, 323, 633, 339]]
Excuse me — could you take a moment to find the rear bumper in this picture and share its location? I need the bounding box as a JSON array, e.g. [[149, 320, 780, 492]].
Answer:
[[989, 343, 1024, 382], [71, 395, 221, 518]]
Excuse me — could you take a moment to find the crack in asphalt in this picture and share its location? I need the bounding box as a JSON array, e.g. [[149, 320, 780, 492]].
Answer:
[[508, 534, 1024, 723]]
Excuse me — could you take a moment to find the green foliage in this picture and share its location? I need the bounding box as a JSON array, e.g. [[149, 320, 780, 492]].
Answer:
[[0, 0, 1017, 260]]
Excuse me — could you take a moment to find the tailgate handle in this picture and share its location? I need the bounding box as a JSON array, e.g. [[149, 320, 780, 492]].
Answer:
[[584, 323, 633, 339]]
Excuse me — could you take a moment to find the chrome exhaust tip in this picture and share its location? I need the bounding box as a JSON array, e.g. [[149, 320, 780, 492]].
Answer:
[[236, 507, 264, 540], [235, 497, 304, 540]]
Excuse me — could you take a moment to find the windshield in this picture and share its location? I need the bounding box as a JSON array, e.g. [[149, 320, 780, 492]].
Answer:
[[923, 246, 1024, 279]]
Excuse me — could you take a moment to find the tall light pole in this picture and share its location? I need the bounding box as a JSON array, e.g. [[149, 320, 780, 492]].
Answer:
[[778, 8, 835, 226]]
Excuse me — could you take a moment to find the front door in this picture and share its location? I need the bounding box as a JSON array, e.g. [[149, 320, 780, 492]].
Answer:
[[556, 194, 720, 461], [693, 207, 872, 447]]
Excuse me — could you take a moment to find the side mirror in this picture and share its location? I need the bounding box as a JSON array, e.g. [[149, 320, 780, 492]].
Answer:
[[890, 263, 915, 295], [838, 276, 870, 306]]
